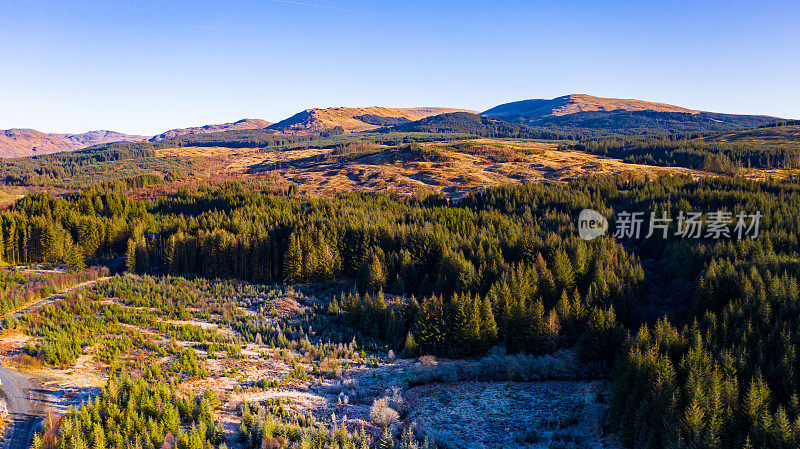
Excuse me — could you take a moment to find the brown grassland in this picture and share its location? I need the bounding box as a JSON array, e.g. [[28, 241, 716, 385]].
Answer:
[[150, 138, 706, 199]]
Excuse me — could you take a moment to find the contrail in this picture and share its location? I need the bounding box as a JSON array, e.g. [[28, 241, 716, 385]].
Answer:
[[193, 25, 219, 30], [271, 0, 395, 18]]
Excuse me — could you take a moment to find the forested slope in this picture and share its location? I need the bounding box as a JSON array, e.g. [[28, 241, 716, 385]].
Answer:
[[3, 173, 800, 448], [573, 123, 800, 174]]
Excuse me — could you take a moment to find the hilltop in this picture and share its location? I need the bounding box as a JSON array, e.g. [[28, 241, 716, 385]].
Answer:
[[150, 118, 272, 141], [267, 106, 476, 134], [0, 96, 788, 159], [482, 94, 698, 120], [482, 94, 780, 133]]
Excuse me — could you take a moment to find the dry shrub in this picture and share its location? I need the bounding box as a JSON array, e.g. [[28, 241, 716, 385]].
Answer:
[[319, 357, 337, 374], [386, 386, 405, 415], [370, 396, 399, 428], [12, 353, 42, 371], [262, 436, 287, 449], [419, 355, 437, 368]]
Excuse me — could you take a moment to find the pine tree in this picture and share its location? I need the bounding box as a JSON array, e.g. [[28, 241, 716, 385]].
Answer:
[[283, 234, 302, 283], [479, 296, 498, 350], [126, 238, 137, 272], [552, 248, 575, 294], [66, 244, 86, 273], [364, 252, 386, 293], [402, 331, 419, 357], [414, 295, 446, 354]]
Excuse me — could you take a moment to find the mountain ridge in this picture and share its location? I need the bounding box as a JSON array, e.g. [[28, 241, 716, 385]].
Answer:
[[482, 94, 700, 121], [0, 95, 786, 158], [0, 128, 76, 158], [150, 118, 272, 141], [480, 94, 781, 133]]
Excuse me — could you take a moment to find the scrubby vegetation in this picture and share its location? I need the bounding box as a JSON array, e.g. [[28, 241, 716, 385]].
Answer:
[[238, 399, 431, 449], [32, 375, 225, 449]]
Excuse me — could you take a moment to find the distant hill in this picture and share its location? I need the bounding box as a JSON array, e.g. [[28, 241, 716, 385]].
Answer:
[[482, 94, 781, 134], [0, 128, 75, 158], [1, 128, 148, 158], [267, 107, 476, 134], [50, 130, 148, 149], [150, 118, 272, 141]]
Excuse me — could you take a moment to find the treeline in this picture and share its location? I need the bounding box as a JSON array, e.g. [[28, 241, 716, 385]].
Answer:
[[0, 143, 163, 185], [0, 185, 151, 266], [122, 183, 643, 326], [159, 128, 330, 149], [573, 135, 800, 174], [534, 110, 779, 135]]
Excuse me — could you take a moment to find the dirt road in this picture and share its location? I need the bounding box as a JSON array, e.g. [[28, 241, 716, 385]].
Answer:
[[0, 366, 38, 449], [1, 276, 110, 448], [9, 276, 110, 320]]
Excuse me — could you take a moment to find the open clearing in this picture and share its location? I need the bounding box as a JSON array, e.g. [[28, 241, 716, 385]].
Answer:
[[151, 139, 706, 199], [0, 274, 621, 448]]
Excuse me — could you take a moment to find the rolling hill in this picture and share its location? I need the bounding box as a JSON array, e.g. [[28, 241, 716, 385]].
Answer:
[[150, 118, 272, 141], [0, 128, 76, 158], [482, 94, 781, 134], [49, 130, 148, 149], [267, 107, 476, 134]]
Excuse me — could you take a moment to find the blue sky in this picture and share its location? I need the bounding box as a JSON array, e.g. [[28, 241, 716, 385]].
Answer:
[[1, 0, 798, 135]]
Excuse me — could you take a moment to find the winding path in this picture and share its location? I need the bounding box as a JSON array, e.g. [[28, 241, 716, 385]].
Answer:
[[9, 276, 110, 320], [0, 366, 37, 449]]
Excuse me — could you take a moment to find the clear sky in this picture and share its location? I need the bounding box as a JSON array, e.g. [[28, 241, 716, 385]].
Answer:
[[1, 0, 798, 135]]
